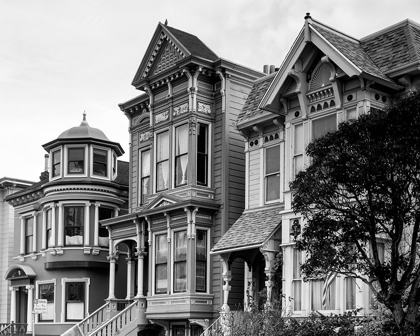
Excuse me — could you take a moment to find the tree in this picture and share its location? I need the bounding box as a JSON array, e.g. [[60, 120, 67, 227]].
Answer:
[[290, 91, 420, 335]]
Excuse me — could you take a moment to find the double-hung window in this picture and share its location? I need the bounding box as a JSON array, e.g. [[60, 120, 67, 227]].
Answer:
[[293, 248, 302, 311], [93, 149, 107, 177], [312, 114, 337, 140], [140, 150, 151, 204], [52, 149, 61, 178], [25, 217, 34, 254], [155, 234, 168, 294], [39, 283, 54, 322], [156, 131, 169, 191], [46, 209, 53, 248], [64, 207, 84, 246], [265, 145, 280, 202], [68, 148, 85, 174], [196, 230, 207, 292], [197, 123, 209, 186], [293, 124, 304, 178], [175, 124, 189, 187], [65, 282, 85, 321], [174, 230, 187, 292], [345, 277, 356, 310], [311, 276, 336, 310]]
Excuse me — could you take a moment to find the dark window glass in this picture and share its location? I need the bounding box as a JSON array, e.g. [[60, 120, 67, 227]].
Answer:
[[64, 207, 84, 245], [46, 209, 53, 247], [98, 207, 114, 240], [196, 230, 207, 292], [39, 283, 54, 321], [265, 145, 280, 201], [52, 150, 61, 177], [68, 148, 85, 174], [25, 217, 34, 254], [197, 124, 208, 186], [93, 149, 107, 177], [312, 114, 337, 139]]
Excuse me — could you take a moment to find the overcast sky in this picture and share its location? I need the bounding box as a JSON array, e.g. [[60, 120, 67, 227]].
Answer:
[[1, 0, 420, 182]]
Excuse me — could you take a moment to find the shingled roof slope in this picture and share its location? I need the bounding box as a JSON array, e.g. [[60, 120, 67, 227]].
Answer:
[[114, 160, 129, 186], [311, 22, 393, 84], [212, 206, 282, 253], [237, 74, 276, 125], [166, 26, 219, 61], [361, 21, 420, 74]]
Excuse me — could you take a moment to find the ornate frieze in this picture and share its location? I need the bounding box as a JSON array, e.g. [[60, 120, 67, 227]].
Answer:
[[173, 103, 189, 117], [307, 87, 334, 103], [139, 131, 152, 143], [197, 102, 211, 114], [155, 110, 169, 124]]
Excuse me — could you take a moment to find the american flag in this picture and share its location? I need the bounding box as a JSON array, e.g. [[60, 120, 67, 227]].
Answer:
[[322, 271, 337, 306]]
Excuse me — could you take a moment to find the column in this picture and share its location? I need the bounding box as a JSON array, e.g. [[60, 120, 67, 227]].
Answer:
[[50, 204, 56, 247], [107, 239, 116, 299], [245, 265, 255, 311], [32, 214, 37, 253], [261, 250, 276, 309], [26, 285, 34, 333], [94, 203, 100, 247], [84, 202, 90, 248], [20, 218, 25, 255], [41, 208, 47, 250], [126, 256, 134, 300], [57, 204, 64, 247], [9, 287, 18, 323]]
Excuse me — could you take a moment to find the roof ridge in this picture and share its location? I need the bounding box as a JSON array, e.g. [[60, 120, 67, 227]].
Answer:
[[310, 19, 360, 44], [405, 24, 420, 62], [360, 19, 417, 41]]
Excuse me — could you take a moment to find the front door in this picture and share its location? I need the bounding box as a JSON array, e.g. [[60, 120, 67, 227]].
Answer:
[[16, 287, 27, 324]]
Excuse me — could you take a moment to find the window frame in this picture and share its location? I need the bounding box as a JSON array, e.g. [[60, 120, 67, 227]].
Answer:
[[154, 232, 168, 295], [195, 228, 210, 293], [264, 144, 281, 203], [155, 129, 170, 192], [173, 123, 189, 188], [292, 247, 302, 312], [292, 123, 304, 180], [173, 229, 188, 293], [64, 144, 88, 178], [138, 148, 151, 206], [91, 146, 110, 179], [36, 279, 56, 323], [51, 148, 62, 179], [61, 278, 90, 322], [196, 122, 210, 187], [64, 206, 84, 247]]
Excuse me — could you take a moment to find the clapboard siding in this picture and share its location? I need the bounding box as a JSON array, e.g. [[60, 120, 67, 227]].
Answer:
[[249, 149, 261, 208], [131, 132, 139, 209]]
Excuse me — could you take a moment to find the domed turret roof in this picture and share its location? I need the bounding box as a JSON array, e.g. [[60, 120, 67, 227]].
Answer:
[[58, 113, 109, 141]]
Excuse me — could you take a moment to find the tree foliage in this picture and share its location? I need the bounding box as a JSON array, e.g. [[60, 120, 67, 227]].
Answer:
[[290, 91, 420, 335]]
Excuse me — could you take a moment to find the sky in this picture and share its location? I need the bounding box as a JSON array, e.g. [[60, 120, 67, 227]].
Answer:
[[1, 0, 420, 182]]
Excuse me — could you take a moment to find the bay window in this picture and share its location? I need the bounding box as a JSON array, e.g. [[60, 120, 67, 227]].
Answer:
[[52, 149, 61, 178], [64, 206, 84, 246], [65, 282, 85, 321], [174, 230, 187, 292], [197, 123, 208, 186], [68, 148, 85, 174], [312, 114, 337, 140], [293, 124, 304, 178], [25, 217, 34, 254], [93, 148, 107, 177], [155, 234, 168, 294], [175, 124, 189, 187], [265, 145, 280, 202], [140, 150, 151, 204], [196, 230, 207, 292], [39, 283, 54, 322], [46, 209, 53, 248], [156, 131, 169, 191]]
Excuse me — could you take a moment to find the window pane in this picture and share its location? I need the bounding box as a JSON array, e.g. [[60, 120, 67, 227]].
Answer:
[[68, 148, 85, 174], [197, 124, 208, 186], [156, 235, 168, 264], [293, 249, 301, 279], [294, 124, 303, 154], [266, 146, 280, 175], [40, 283, 54, 321], [196, 261, 206, 292], [155, 264, 168, 294], [293, 280, 302, 311], [172, 326, 186, 336], [266, 174, 280, 201], [196, 230, 207, 292], [26, 217, 34, 253], [345, 277, 356, 310], [175, 231, 187, 261], [156, 161, 169, 191], [174, 231, 187, 292], [175, 154, 188, 186], [141, 150, 151, 203], [174, 262, 187, 292], [155, 234, 167, 294], [311, 279, 336, 310], [64, 207, 84, 245], [52, 150, 61, 177], [312, 114, 337, 140], [93, 149, 107, 177]]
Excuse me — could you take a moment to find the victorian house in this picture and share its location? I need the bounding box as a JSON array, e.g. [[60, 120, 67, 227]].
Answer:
[[211, 14, 420, 321], [3, 116, 129, 336]]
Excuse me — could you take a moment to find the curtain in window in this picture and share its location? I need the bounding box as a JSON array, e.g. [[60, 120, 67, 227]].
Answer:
[[141, 150, 151, 197], [345, 277, 356, 310], [174, 231, 187, 292], [312, 279, 336, 310], [157, 132, 169, 190], [155, 235, 168, 294], [176, 124, 189, 185]]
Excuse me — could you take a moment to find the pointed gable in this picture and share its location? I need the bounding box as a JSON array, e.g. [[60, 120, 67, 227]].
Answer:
[[132, 23, 218, 88]]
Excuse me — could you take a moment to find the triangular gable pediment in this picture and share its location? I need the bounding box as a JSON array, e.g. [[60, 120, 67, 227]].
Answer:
[[132, 23, 190, 87], [144, 193, 184, 211]]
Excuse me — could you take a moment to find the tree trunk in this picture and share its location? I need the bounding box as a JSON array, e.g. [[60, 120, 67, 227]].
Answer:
[[390, 303, 419, 336]]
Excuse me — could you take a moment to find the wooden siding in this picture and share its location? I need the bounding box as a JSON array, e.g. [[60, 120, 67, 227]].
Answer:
[[131, 132, 139, 210], [249, 149, 261, 208]]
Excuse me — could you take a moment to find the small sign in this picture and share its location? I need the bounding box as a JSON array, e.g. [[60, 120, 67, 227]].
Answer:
[[34, 299, 48, 314]]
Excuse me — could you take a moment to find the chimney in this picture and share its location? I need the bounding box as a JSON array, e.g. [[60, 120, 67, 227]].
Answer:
[[263, 65, 269, 74], [44, 154, 49, 172], [269, 65, 276, 74]]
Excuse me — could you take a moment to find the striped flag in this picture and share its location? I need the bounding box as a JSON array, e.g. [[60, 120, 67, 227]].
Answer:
[[322, 271, 337, 306]]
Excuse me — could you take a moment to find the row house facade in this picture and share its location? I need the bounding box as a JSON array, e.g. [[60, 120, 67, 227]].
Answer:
[[212, 13, 420, 321]]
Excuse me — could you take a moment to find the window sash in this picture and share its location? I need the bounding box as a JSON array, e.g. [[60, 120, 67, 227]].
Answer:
[[196, 230, 207, 292], [68, 148, 85, 174], [155, 234, 168, 294], [311, 279, 336, 310], [25, 217, 34, 254], [52, 150, 61, 177], [39, 283, 54, 321], [65, 282, 85, 321], [312, 114, 337, 140], [175, 124, 189, 187], [197, 123, 208, 186], [174, 231, 187, 292], [64, 207, 84, 245], [93, 149, 108, 177], [141, 150, 151, 204]]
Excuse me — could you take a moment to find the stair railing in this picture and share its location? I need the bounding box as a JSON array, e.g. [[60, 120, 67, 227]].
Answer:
[[0, 322, 27, 336], [199, 316, 223, 336]]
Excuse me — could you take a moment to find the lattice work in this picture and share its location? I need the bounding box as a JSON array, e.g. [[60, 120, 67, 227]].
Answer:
[[153, 42, 183, 75], [309, 63, 331, 91]]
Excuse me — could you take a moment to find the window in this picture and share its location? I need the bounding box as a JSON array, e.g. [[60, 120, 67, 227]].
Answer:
[[25, 217, 34, 254], [175, 124, 189, 187], [65, 282, 85, 321], [39, 283, 54, 322], [155, 234, 168, 294], [98, 207, 113, 247], [46, 209, 53, 248], [197, 123, 208, 186], [156, 131, 169, 191], [345, 277, 356, 310], [293, 248, 302, 311], [68, 148, 85, 174], [191, 325, 204, 336], [312, 114, 337, 140], [265, 145, 280, 202], [52, 150, 61, 177], [113, 154, 117, 175], [140, 150, 151, 204], [196, 230, 207, 292], [93, 149, 107, 177], [172, 325, 186, 336], [346, 108, 357, 121], [174, 231, 187, 292], [64, 207, 84, 246], [293, 124, 304, 178], [311, 276, 336, 310]]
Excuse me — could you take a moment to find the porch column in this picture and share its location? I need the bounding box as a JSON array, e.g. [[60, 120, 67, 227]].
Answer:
[[126, 256, 135, 300], [26, 285, 34, 333], [260, 250, 276, 309], [245, 265, 256, 311], [9, 287, 18, 322], [107, 238, 117, 299], [220, 254, 232, 336]]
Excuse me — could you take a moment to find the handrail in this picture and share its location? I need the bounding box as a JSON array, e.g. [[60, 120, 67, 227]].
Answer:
[[200, 316, 222, 336], [0, 322, 27, 336], [88, 301, 138, 336]]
